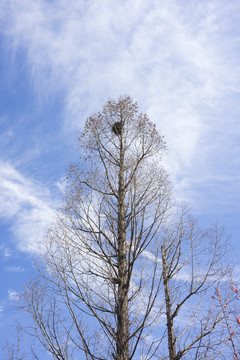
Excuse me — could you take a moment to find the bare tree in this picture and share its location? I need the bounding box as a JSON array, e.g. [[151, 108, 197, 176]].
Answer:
[[159, 213, 231, 360], [12, 96, 232, 360]]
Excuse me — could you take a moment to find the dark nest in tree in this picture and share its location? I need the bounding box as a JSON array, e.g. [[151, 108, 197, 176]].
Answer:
[[112, 122, 122, 135]]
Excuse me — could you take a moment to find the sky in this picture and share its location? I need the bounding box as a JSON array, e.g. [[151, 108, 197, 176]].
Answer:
[[0, 0, 240, 354]]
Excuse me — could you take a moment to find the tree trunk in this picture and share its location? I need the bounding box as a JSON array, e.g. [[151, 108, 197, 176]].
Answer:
[[116, 124, 129, 360], [161, 245, 176, 360]]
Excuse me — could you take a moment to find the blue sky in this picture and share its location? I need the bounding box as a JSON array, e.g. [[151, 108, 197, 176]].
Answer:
[[0, 0, 240, 353]]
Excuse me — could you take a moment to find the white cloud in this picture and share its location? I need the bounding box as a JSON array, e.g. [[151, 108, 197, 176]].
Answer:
[[8, 289, 20, 302], [4, 266, 24, 273], [1, 1, 238, 138], [55, 177, 67, 195], [0, 161, 58, 253], [0, 245, 12, 257]]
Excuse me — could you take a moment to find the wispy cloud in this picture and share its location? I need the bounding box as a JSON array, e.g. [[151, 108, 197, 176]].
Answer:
[[0, 162, 58, 253], [4, 266, 24, 273], [0, 245, 12, 257], [8, 289, 20, 302]]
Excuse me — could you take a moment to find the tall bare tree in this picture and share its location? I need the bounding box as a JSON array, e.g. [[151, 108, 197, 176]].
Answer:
[[13, 96, 232, 360]]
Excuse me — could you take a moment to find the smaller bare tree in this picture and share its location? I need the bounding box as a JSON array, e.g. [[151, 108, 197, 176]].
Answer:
[[157, 209, 231, 360]]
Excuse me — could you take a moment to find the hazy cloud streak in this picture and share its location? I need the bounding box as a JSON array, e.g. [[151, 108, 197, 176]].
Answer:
[[0, 162, 57, 253]]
